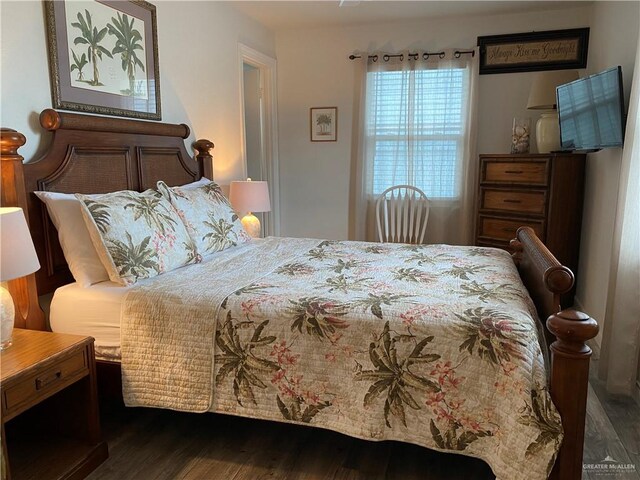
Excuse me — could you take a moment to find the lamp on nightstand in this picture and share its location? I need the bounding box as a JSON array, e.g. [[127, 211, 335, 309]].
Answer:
[[0, 207, 40, 349], [229, 178, 271, 238], [527, 70, 579, 153]]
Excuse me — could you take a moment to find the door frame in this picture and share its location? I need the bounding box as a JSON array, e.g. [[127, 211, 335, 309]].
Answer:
[[238, 43, 280, 236]]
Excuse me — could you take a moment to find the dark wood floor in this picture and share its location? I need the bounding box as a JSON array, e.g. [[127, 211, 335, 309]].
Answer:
[[583, 359, 640, 480], [87, 363, 639, 480], [87, 405, 494, 480]]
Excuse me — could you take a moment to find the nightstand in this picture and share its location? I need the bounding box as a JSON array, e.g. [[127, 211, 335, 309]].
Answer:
[[1, 329, 108, 479]]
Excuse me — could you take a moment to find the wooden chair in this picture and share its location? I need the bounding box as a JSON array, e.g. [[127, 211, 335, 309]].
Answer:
[[375, 185, 429, 244]]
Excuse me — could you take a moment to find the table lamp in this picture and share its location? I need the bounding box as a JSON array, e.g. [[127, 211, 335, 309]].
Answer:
[[229, 178, 271, 238], [527, 70, 579, 153], [0, 207, 41, 349]]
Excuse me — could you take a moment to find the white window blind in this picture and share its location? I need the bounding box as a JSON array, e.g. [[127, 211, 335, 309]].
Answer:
[[366, 67, 468, 198]]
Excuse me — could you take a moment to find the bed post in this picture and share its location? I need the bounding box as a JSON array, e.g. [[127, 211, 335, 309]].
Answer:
[[547, 310, 598, 480], [0, 128, 46, 330], [512, 227, 598, 480], [193, 139, 214, 180]]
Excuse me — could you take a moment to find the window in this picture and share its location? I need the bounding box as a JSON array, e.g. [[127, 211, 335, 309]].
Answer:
[[366, 67, 468, 199]]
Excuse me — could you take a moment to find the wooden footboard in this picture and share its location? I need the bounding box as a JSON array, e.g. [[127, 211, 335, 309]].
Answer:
[[511, 227, 598, 480]]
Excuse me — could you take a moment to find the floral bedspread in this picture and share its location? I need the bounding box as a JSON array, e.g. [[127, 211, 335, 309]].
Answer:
[[122, 237, 562, 480]]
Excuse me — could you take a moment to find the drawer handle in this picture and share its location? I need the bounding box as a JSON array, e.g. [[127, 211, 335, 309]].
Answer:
[[503, 199, 522, 204], [35, 371, 62, 390], [504, 170, 524, 174]]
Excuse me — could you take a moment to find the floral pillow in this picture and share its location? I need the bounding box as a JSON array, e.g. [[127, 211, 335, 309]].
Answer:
[[76, 189, 200, 286], [157, 179, 250, 256]]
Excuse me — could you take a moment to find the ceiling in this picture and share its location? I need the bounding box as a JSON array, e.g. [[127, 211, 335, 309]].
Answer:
[[229, 1, 592, 30]]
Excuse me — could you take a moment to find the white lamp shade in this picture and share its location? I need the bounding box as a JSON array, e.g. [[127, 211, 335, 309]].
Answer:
[[0, 207, 40, 281], [527, 70, 580, 110], [229, 180, 271, 213]]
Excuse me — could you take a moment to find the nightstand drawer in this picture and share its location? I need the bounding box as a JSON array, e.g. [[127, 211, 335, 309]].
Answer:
[[480, 188, 547, 215], [478, 215, 545, 242], [482, 159, 549, 185], [3, 348, 88, 415]]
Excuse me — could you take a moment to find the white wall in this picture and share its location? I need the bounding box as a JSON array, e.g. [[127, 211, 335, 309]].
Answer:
[[0, 1, 275, 186], [275, 6, 592, 239], [575, 1, 640, 345]]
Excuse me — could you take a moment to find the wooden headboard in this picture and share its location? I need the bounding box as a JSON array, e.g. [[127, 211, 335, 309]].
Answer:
[[0, 109, 214, 330]]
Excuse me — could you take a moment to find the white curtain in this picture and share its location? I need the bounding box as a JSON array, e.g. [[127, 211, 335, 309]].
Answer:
[[350, 49, 478, 245], [598, 35, 640, 395]]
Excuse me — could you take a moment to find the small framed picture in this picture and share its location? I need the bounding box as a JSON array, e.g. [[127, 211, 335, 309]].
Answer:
[[310, 107, 337, 142]]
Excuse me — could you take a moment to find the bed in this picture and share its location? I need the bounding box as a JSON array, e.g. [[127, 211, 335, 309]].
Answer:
[[0, 110, 598, 480]]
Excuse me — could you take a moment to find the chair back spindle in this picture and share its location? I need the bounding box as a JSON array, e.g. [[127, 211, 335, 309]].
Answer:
[[376, 185, 429, 244]]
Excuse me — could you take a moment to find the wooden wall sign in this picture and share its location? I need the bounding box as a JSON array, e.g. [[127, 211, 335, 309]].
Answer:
[[477, 28, 589, 75]]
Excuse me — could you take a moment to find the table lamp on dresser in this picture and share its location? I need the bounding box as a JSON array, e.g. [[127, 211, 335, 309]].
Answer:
[[229, 178, 271, 238], [0, 207, 40, 349], [527, 69, 579, 153]]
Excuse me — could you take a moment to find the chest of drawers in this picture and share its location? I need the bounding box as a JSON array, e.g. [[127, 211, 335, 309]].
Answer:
[[475, 153, 586, 302]]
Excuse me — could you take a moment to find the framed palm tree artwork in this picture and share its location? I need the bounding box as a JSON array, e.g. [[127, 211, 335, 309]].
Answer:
[[45, 0, 161, 120], [310, 107, 337, 142]]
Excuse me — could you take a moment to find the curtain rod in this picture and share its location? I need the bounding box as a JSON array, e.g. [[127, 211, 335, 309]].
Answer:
[[348, 50, 475, 61]]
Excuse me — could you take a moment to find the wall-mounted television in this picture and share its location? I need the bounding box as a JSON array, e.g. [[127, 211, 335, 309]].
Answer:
[[557, 66, 626, 152]]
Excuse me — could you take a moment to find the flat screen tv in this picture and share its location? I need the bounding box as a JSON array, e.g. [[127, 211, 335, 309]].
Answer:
[[557, 66, 626, 152]]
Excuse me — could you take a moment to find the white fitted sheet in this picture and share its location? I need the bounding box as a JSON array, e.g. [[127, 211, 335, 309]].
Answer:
[[48, 240, 264, 361], [50, 280, 129, 360]]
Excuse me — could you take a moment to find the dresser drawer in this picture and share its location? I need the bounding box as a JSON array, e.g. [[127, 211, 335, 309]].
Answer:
[[482, 159, 549, 185], [476, 239, 511, 251], [3, 348, 88, 416], [478, 215, 545, 242], [480, 188, 547, 215]]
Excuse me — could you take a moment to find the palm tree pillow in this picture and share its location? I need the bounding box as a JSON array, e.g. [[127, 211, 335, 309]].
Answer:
[[157, 180, 251, 257], [76, 189, 200, 286]]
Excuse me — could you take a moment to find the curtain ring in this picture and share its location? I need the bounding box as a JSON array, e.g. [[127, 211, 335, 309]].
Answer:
[[383, 54, 390, 62], [411, 53, 419, 60], [422, 52, 430, 60], [454, 51, 461, 59], [399, 54, 404, 61], [372, 55, 378, 62], [439, 52, 445, 59]]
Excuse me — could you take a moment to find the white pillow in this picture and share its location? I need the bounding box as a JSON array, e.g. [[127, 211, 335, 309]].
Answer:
[[34, 191, 110, 287]]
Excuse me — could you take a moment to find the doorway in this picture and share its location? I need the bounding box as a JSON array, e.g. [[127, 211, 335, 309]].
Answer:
[[239, 44, 279, 237]]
